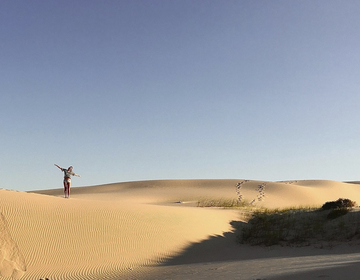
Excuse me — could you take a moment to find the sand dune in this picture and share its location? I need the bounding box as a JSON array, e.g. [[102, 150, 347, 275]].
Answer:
[[0, 179, 360, 279]]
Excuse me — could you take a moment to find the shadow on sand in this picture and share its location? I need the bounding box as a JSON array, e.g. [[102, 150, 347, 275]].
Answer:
[[148, 221, 360, 280]]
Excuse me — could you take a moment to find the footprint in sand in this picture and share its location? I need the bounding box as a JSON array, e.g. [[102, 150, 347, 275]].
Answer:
[[0, 213, 27, 279]]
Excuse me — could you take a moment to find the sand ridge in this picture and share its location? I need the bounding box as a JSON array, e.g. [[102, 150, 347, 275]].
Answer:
[[0, 179, 360, 279]]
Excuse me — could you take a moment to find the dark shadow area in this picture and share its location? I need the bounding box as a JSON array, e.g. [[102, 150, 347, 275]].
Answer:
[[144, 215, 360, 280], [160, 219, 360, 267], [161, 221, 246, 266]]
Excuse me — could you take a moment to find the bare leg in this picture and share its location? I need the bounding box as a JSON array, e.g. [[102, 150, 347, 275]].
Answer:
[[63, 181, 67, 198], [67, 181, 71, 198], [64, 181, 70, 198]]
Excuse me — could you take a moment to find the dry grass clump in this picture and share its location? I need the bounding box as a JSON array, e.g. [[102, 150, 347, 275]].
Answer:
[[196, 198, 248, 208], [237, 199, 360, 247]]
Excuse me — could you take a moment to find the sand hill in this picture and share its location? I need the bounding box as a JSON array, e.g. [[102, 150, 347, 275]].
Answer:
[[0, 179, 360, 279]]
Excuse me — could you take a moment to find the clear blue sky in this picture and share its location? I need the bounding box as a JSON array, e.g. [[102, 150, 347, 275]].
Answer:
[[1, 0, 360, 191]]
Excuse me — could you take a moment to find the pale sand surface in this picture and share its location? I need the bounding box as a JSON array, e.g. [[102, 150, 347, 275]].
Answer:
[[0, 179, 360, 279]]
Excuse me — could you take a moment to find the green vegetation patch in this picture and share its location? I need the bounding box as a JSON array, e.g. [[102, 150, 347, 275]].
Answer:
[[237, 200, 360, 247], [196, 198, 246, 208]]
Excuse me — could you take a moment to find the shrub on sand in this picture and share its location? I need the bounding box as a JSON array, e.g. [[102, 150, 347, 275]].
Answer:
[[321, 198, 356, 210], [321, 198, 356, 220], [237, 200, 360, 247]]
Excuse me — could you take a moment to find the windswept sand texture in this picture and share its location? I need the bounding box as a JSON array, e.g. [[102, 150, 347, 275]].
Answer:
[[0, 179, 360, 279], [0, 213, 26, 279]]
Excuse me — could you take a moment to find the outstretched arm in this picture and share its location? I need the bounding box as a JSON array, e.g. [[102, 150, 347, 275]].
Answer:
[[74, 173, 81, 177], [54, 164, 62, 170]]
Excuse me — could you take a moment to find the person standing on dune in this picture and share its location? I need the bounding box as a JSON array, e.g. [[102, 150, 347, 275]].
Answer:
[[54, 164, 81, 198]]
